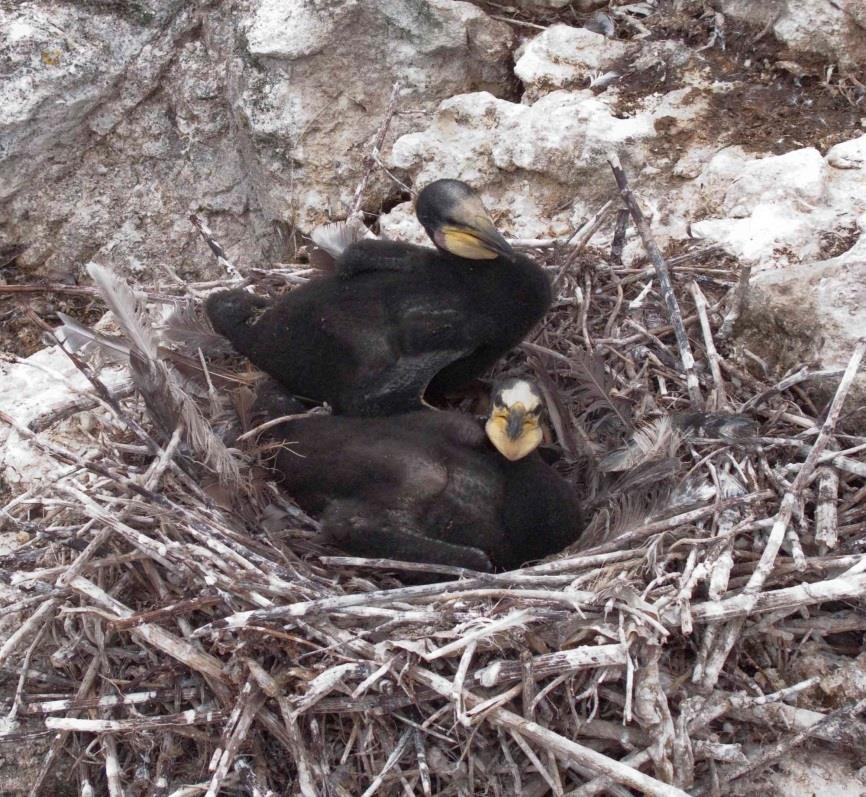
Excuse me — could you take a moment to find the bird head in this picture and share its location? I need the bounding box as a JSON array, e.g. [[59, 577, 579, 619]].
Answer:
[[485, 378, 544, 461], [415, 179, 513, 261]]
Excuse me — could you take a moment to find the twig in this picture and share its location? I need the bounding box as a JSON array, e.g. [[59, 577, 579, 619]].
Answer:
[[349, 82, 401, 219], [45, 707, 225, 733], [554, 200, 613, 286], [718, 264, 751, 340], [705, 698, 866, 792], [190, 214, 242, 280], [815, 466, 840, 549], [690, 281, 727, 410], [610, 208, 630, 265], [608, 154, 702, 408], [205, 680, 265, 797], [475, 644, 627, 687], [409, 667, 691, 797], [697, 340, 865, 689], [359, 728, 412, 797]]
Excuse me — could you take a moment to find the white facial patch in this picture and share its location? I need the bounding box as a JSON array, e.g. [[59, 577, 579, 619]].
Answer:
[[498, 380, 542, 411]]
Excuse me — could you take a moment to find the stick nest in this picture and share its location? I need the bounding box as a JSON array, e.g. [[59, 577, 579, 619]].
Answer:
[[2, 216, 866, 797]]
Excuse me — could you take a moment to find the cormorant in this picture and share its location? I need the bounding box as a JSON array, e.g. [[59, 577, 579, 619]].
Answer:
[[255, 378, 583, 572], [206, 180, 551, 416]]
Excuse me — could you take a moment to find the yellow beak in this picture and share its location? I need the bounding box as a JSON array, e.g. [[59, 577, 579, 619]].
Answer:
[[485, 402, 543, 461], [432, 197, 513, 260]]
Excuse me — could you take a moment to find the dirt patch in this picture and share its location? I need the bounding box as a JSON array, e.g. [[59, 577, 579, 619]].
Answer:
[[610, 2, 865, 155], [0, 262, 105, 357]]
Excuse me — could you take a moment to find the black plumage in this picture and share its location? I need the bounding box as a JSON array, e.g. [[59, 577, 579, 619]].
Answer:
[[255, 379, 583, 572], [206, 180, 551, 416]]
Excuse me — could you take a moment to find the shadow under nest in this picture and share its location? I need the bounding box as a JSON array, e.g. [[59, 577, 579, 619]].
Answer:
[[2, 216, 866, 797]]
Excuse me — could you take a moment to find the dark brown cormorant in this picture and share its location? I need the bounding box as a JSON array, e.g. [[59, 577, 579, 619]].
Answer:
[[255, 378, 583, 572], [206, 180, 551, 416]]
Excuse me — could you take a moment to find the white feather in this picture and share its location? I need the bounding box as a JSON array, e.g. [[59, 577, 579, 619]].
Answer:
[[55, 311, 130, 361], [310, 218, 376, 258], [599, 416, 680, 472], [86, 263, 158, 359], [498, 380, 542, 411]]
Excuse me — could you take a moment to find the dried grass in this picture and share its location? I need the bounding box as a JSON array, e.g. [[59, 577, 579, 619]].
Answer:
[[2, 169, 866, 796]]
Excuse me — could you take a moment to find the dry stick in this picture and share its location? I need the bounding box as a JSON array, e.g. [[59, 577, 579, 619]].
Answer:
[[718, 264, 751, 341], [690, 281, 728, 411], [475, 644, 627, 687], [673, 571, 866, 625], [66, 575, 230, 691], [728, 700, 866, 749], [280, 614, 680, 797], [349, 81, 401, 219], [103, 732, 123, 797], [409, 667, 691, 797], [511, 729, 564, 797], [246, 660, 317, 797], [740, 365, 845, 412], [610, 208, 630, 265], [197, 493, 769, 637], [814, 466, 840, 550], [413, 729, 433, 797], [205, 680, 266, 797], [424, 608, 533, 661], [571, 679, 818, 797], [28, 654, 101, 797], [45, 707, 225, 733], [359, 728, 412, 797], [554, 200, 614, 286], [705, 698, 866, 793], [0, 599, 57, 669], [23, 687, 200, 715], [577, 490, 774, 557], [190, 213, 242, 280], [697, 339, 866, 690], [607, 154, 702, 409]]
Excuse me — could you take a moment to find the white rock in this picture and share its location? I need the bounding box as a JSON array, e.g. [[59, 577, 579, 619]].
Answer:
[[705, 147, 828, 218], [378, 202, 428, 247], [0, 3, 151, 202], [750, 219, 866, 369], [689, 143, 866, 265], [514, 25, 634, 99], [388, 89, 656, 239], [691, 204, 822, 263], [826, 133, 866, 170], [0, 348, 128, 487], [767, 747, 865, 797]]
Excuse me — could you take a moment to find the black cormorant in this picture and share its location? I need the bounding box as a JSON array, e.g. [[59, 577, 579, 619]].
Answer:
[[255, 378, 582, 572], [206, 180, 551, 416]]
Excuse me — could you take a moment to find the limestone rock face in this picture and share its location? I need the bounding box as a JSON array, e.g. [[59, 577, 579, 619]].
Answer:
[[0, 0, 512, 283], [232, 0, 513, 231], [690, 137, 866, 370], [746, 221, 866, 370], [691, 139, 866, 265], [387, 89, 656, 240], [0, 2, 257, 283]]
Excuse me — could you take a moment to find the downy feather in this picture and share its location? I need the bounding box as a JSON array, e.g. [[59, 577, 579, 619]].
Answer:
[[159, 300, 234, 355], [55, 311, 130, 363], [87, 264, 239, 485], [310, 218, 376, 259], [598, 416, 679, 472]]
